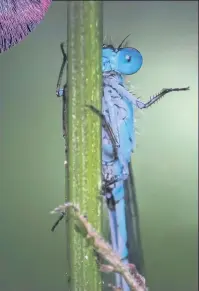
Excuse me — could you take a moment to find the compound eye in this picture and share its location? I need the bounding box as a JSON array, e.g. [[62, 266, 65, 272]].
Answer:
[[116, 47, 143, 75]]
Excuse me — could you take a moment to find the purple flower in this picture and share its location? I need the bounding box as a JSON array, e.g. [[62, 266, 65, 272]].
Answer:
[[0, 0, 52, 53]]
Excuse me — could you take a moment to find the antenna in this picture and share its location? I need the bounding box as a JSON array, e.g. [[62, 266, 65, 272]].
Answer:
[[117, 34, 131, 50]]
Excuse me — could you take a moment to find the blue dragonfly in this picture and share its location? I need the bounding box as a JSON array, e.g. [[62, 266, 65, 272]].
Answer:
[[53, 39, 189, 290]]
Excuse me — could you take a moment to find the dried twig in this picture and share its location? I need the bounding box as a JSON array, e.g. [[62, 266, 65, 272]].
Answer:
[[50, 202, 148, 291]]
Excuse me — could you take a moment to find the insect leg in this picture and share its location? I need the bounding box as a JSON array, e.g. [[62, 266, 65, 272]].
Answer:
[[103, 85, 130, 179], [106, 77, 190, 109], [86, 104, 129, 183], [103, 86, 120, 147], [56, 42, 68, 154], [86, 104, 119, 159], [51, 212, 66, 232], [135, 86, 190, 109], [56, 42, 67, 97], [87, 103, 130, 289]]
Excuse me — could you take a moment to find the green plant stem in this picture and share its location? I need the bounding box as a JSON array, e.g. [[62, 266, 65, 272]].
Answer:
[[66, 1, 103, 290]]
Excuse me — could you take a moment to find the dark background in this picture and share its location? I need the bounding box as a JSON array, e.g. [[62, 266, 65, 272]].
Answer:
[[0, 1, 198, 291]]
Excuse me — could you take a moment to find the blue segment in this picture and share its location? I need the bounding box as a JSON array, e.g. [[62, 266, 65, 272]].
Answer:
[[102, 47, 117, 72]]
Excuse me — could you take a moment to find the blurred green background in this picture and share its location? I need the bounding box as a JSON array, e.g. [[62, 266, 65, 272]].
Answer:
[[0, 1, 198, 291]]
